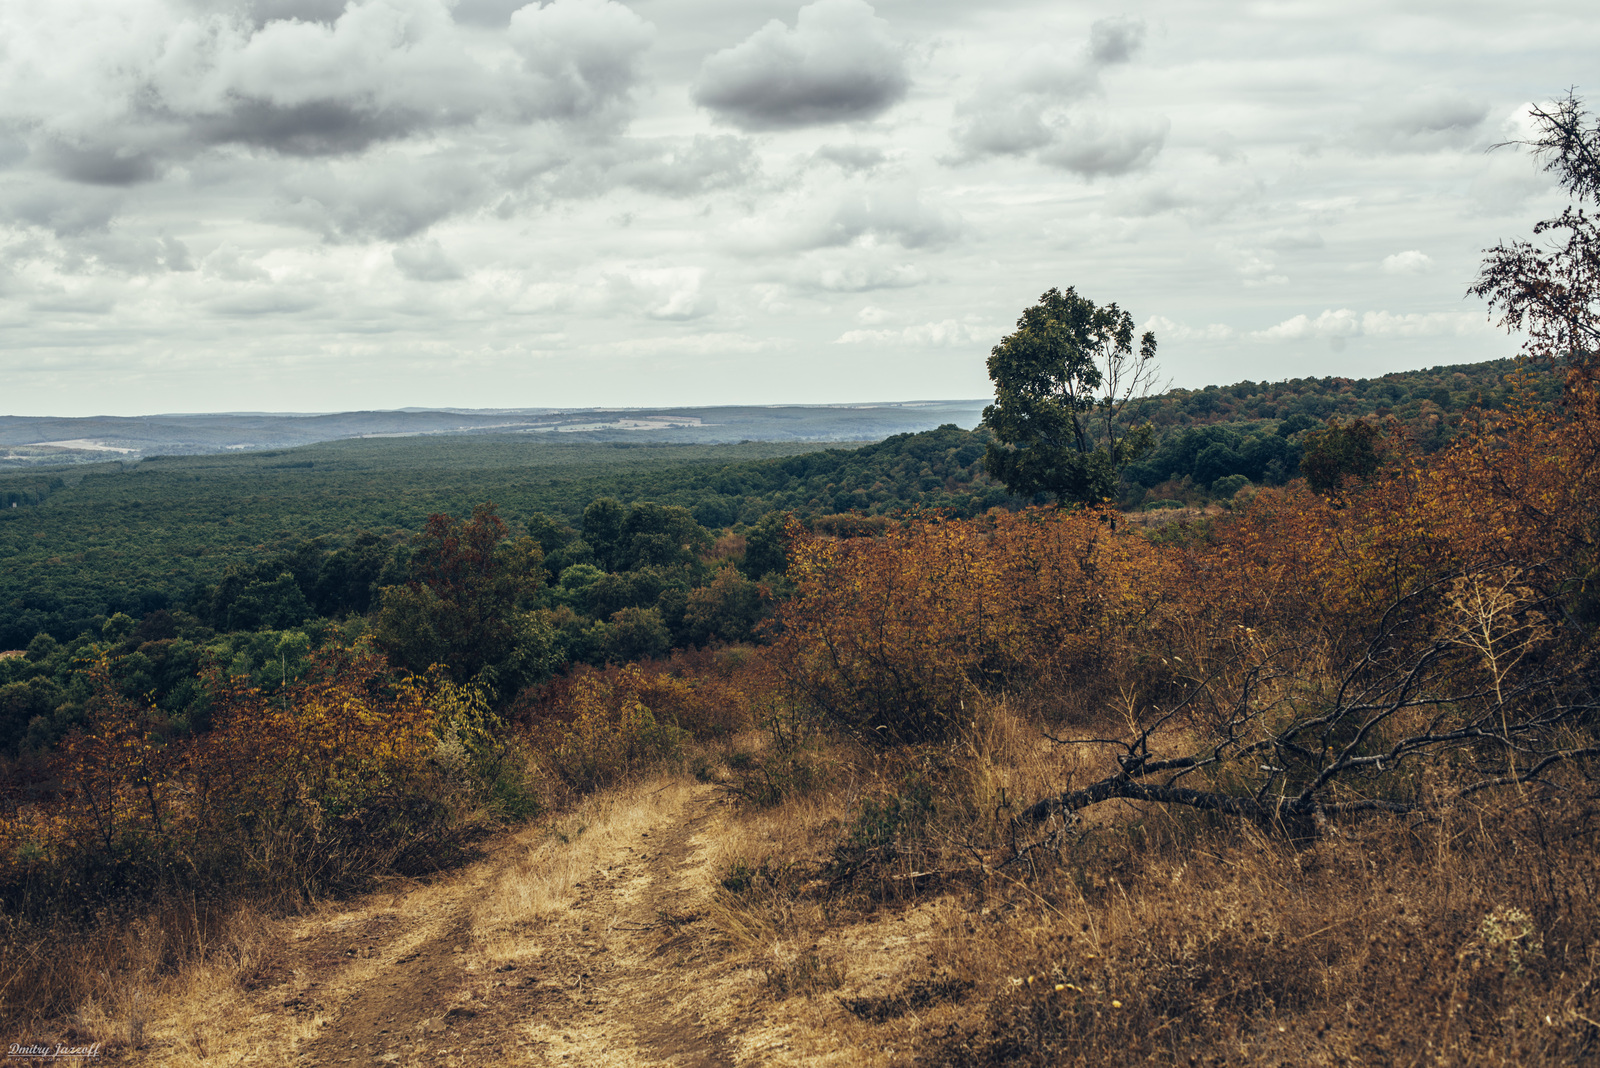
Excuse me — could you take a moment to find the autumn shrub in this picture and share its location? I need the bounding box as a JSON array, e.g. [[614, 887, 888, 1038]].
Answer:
[[773, 509, 1178, 748], [0, 642, 522, 1023], [536, 664, 691, 793]]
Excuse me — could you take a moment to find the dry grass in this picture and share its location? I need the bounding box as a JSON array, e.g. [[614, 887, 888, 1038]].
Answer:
[[468, 775, 693, 960], [7, 701, 1597, 1066], [700, 700, 1600, 1066]]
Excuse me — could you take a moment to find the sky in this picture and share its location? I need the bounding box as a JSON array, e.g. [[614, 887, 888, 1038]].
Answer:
[[0, 0, 1596, 417]]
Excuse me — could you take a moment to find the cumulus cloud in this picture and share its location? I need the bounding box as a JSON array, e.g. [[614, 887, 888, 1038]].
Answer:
[[59, 231, 196, 275], [692, 0, 909, 130], [1035, 112, 1169, 176], [276, 152, 493, 240], [1218, 242, 1288, 288], [1381, 250, 1434, 275], [506, 0, 655, 124], [732, 184, 961, 255], [1088, 17, 1145, 64], [834, 317, 994, 347], [948, 18, 1166, 176], [2, 182, 122, 236], [1252, 309, 1485, 342], [0, 0, 655, 194], [604, 267, 717, 321], [1139, 315, 1235, 343]]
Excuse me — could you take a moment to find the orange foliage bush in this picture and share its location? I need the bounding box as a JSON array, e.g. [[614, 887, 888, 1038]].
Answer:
[[772, 371, 1599, 754], [519, 648, 779, 792], [1199, 372, 1600, 659], [0, 643, 455, 908], [774, 509, 1178, 744]]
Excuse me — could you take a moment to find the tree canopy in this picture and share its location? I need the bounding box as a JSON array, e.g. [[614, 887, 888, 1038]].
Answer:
[[981, 286, 1159, 504]]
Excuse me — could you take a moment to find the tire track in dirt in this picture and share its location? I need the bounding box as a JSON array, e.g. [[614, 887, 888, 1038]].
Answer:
[[515, 782, 737, 1067], [262, 781, 736, 1067]]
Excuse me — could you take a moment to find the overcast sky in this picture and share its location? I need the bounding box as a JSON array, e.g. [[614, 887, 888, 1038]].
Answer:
[[1, 0, 1595, 416]]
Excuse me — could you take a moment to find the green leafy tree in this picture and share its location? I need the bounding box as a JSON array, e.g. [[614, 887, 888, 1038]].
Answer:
[[604, 606, 671, 663], [1300, 420, 1382, 495], [683, 566, 766, 645], [742, 511, 793, 580], [981, 286, 1160, 504], [374, 503, 555, 696]]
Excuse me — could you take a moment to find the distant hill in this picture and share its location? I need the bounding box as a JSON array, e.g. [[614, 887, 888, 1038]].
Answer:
[[1115, 357, 1552, 507], [0, 401, 988, 470]]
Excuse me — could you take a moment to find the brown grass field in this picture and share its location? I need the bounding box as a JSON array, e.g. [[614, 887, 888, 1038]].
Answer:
[[6, 701, 1597, 1067]]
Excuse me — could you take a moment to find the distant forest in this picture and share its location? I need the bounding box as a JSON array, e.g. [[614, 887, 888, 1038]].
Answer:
[[0, 355, 1542, 756]]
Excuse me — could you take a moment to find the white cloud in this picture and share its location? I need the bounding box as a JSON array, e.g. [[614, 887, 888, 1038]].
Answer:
[[788, 260, 928, 292], [506, 0, 655, 125], [1359, 310, 1487, 338], [730, 184, 962, 255], [1381, 250, 1434, 275], [1252, 309, 1487, 341], [0, 0, 655, 188], [834, 318, 993, 347], [856, 304, 890, 324], [1035, 112, 1170, 177], [1140, 316, 1236, 342], [604, 267, 718, 321], [1254, 308, 1363, 341], [947, 19, 1167, 177]]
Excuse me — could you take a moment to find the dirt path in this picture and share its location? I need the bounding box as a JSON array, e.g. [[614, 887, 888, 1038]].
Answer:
[[132, 777, 940, 1068], [161, 781, 744, 1067]]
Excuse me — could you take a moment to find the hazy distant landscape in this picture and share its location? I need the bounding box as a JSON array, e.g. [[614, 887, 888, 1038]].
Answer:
[[0, 400, 988, 469]]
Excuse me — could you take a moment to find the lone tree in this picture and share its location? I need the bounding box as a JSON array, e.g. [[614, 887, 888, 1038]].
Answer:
[[981, 286, 1160, 505]]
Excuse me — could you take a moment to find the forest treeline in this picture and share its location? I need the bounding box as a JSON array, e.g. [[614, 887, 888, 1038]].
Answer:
[[0, 355, 1528, 656], [0, 357, 1548, 762], [0, 354, 1524, 759]]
